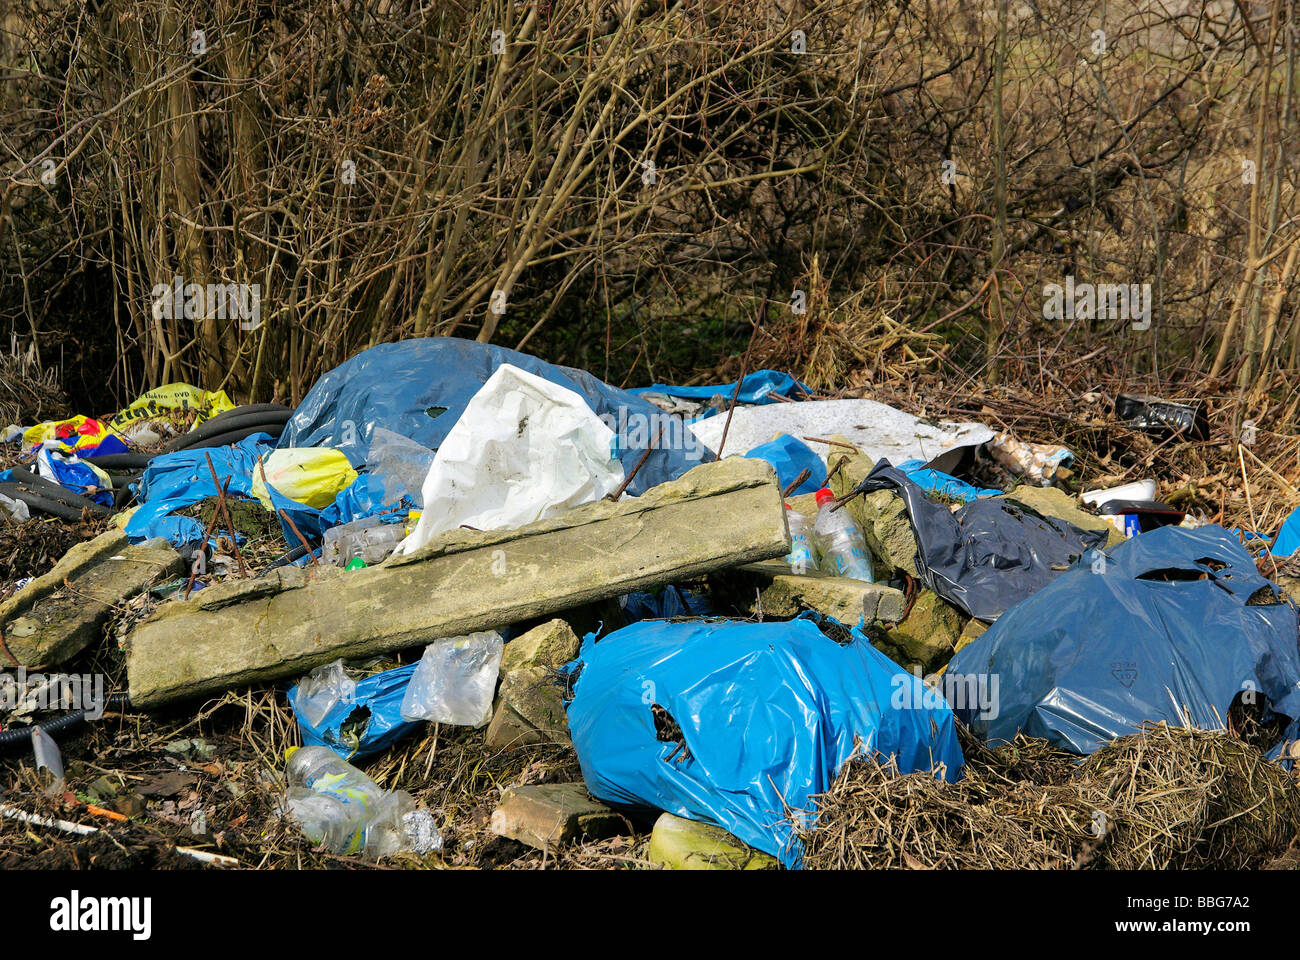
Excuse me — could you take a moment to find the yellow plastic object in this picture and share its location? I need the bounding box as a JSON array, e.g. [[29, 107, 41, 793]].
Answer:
[[22, 415, 111, 451], [251, 448, 358, 511], [108, 383, 236, 433], [111, 506, 139, 529]]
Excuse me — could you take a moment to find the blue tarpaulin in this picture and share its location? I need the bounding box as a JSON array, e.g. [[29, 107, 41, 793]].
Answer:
[[279, 338, 707, 496], [946, 525, 1300, 758], [126, 433, 272, 545], [743, 434, 825, 495], [564, 614, 963, 867], [629, 369, 812, 407], [289, 664, 421, 761]]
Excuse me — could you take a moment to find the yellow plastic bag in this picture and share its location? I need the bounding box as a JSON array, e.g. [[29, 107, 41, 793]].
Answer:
[[109, 383, 236, 432], [251, 448, 358, 511]]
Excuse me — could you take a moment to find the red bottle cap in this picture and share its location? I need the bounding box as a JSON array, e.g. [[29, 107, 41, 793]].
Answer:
[[814, 488, 834, 507]]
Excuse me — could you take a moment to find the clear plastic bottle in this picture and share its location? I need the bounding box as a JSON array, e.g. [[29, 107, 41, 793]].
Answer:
[[811, 488, 874, 582], [284, 746, 441, 857], [784, 504, 816, 574], [321, 517, 406, 567]]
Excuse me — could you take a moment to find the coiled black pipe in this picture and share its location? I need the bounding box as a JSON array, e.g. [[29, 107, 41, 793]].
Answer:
[[82, 452, 153, 471], [0, 693, 131, 755], [202, 403, 291, 426], [162, 412, 289, 453], [0, 479, 110, 520]]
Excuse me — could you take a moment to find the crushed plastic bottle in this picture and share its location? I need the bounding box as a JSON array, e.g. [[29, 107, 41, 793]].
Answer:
[[285, 746, 442, 858], [783, 504, 815, 574], [811, 488, 874, 582], [321, 516, 406, 567]]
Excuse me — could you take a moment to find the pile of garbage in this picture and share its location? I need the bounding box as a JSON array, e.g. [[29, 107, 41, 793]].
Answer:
[[2, 336, 1298, 870]]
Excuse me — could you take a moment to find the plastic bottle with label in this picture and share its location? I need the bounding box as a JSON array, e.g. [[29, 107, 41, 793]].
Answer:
[[811, 487, 874, 582]]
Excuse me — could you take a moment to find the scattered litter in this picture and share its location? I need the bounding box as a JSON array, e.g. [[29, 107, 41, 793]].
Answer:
[[290, 662, 420, 760], [1115, 393, 1209, 440], [811, 487, 874, 581], [283, 746, 441, 858], [293, 660, 357, 728], [987, 432, 1073, 485]]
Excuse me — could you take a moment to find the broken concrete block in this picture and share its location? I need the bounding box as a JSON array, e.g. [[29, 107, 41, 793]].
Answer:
[[485, 699, 545, 749], [127, 458, 788, 708], [0, 529, 128, 625], [1000, 485, 1125, 548], [3, 538, 183, 669], [857, 488, 920, 579], [719, 560, 905, 624], [488, 782, 628, 851], [647, 813, 777, 870], [877, 589, 964, 673], [500, 619, 580, 673], [486, 666, 571, 748]]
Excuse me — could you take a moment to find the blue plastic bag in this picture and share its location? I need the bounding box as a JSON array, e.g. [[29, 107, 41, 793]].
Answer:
[[947, 525, 1300, 758], [630, 369, 812, 408], [895, 459, 1001, 502], [289, 663, 421, 761], [743, 434, 825, 495], [565, 614, 963, 867]]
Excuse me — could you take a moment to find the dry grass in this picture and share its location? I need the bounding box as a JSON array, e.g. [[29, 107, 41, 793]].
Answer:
[[801, 723, 1300, 870]]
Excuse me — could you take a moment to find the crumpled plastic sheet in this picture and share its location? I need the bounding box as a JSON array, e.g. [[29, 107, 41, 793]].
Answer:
[[946, 525, 1300, 759], [687, 398, 994, 472], [396, 364, 625, 554]]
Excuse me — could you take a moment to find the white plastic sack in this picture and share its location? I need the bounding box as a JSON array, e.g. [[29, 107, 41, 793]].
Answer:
[[396, 363, 624, 555], [399, 631, 504, 727]]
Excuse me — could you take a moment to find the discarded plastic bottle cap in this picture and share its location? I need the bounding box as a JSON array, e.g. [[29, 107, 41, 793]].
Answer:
[[814, 488, 835, 507]]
